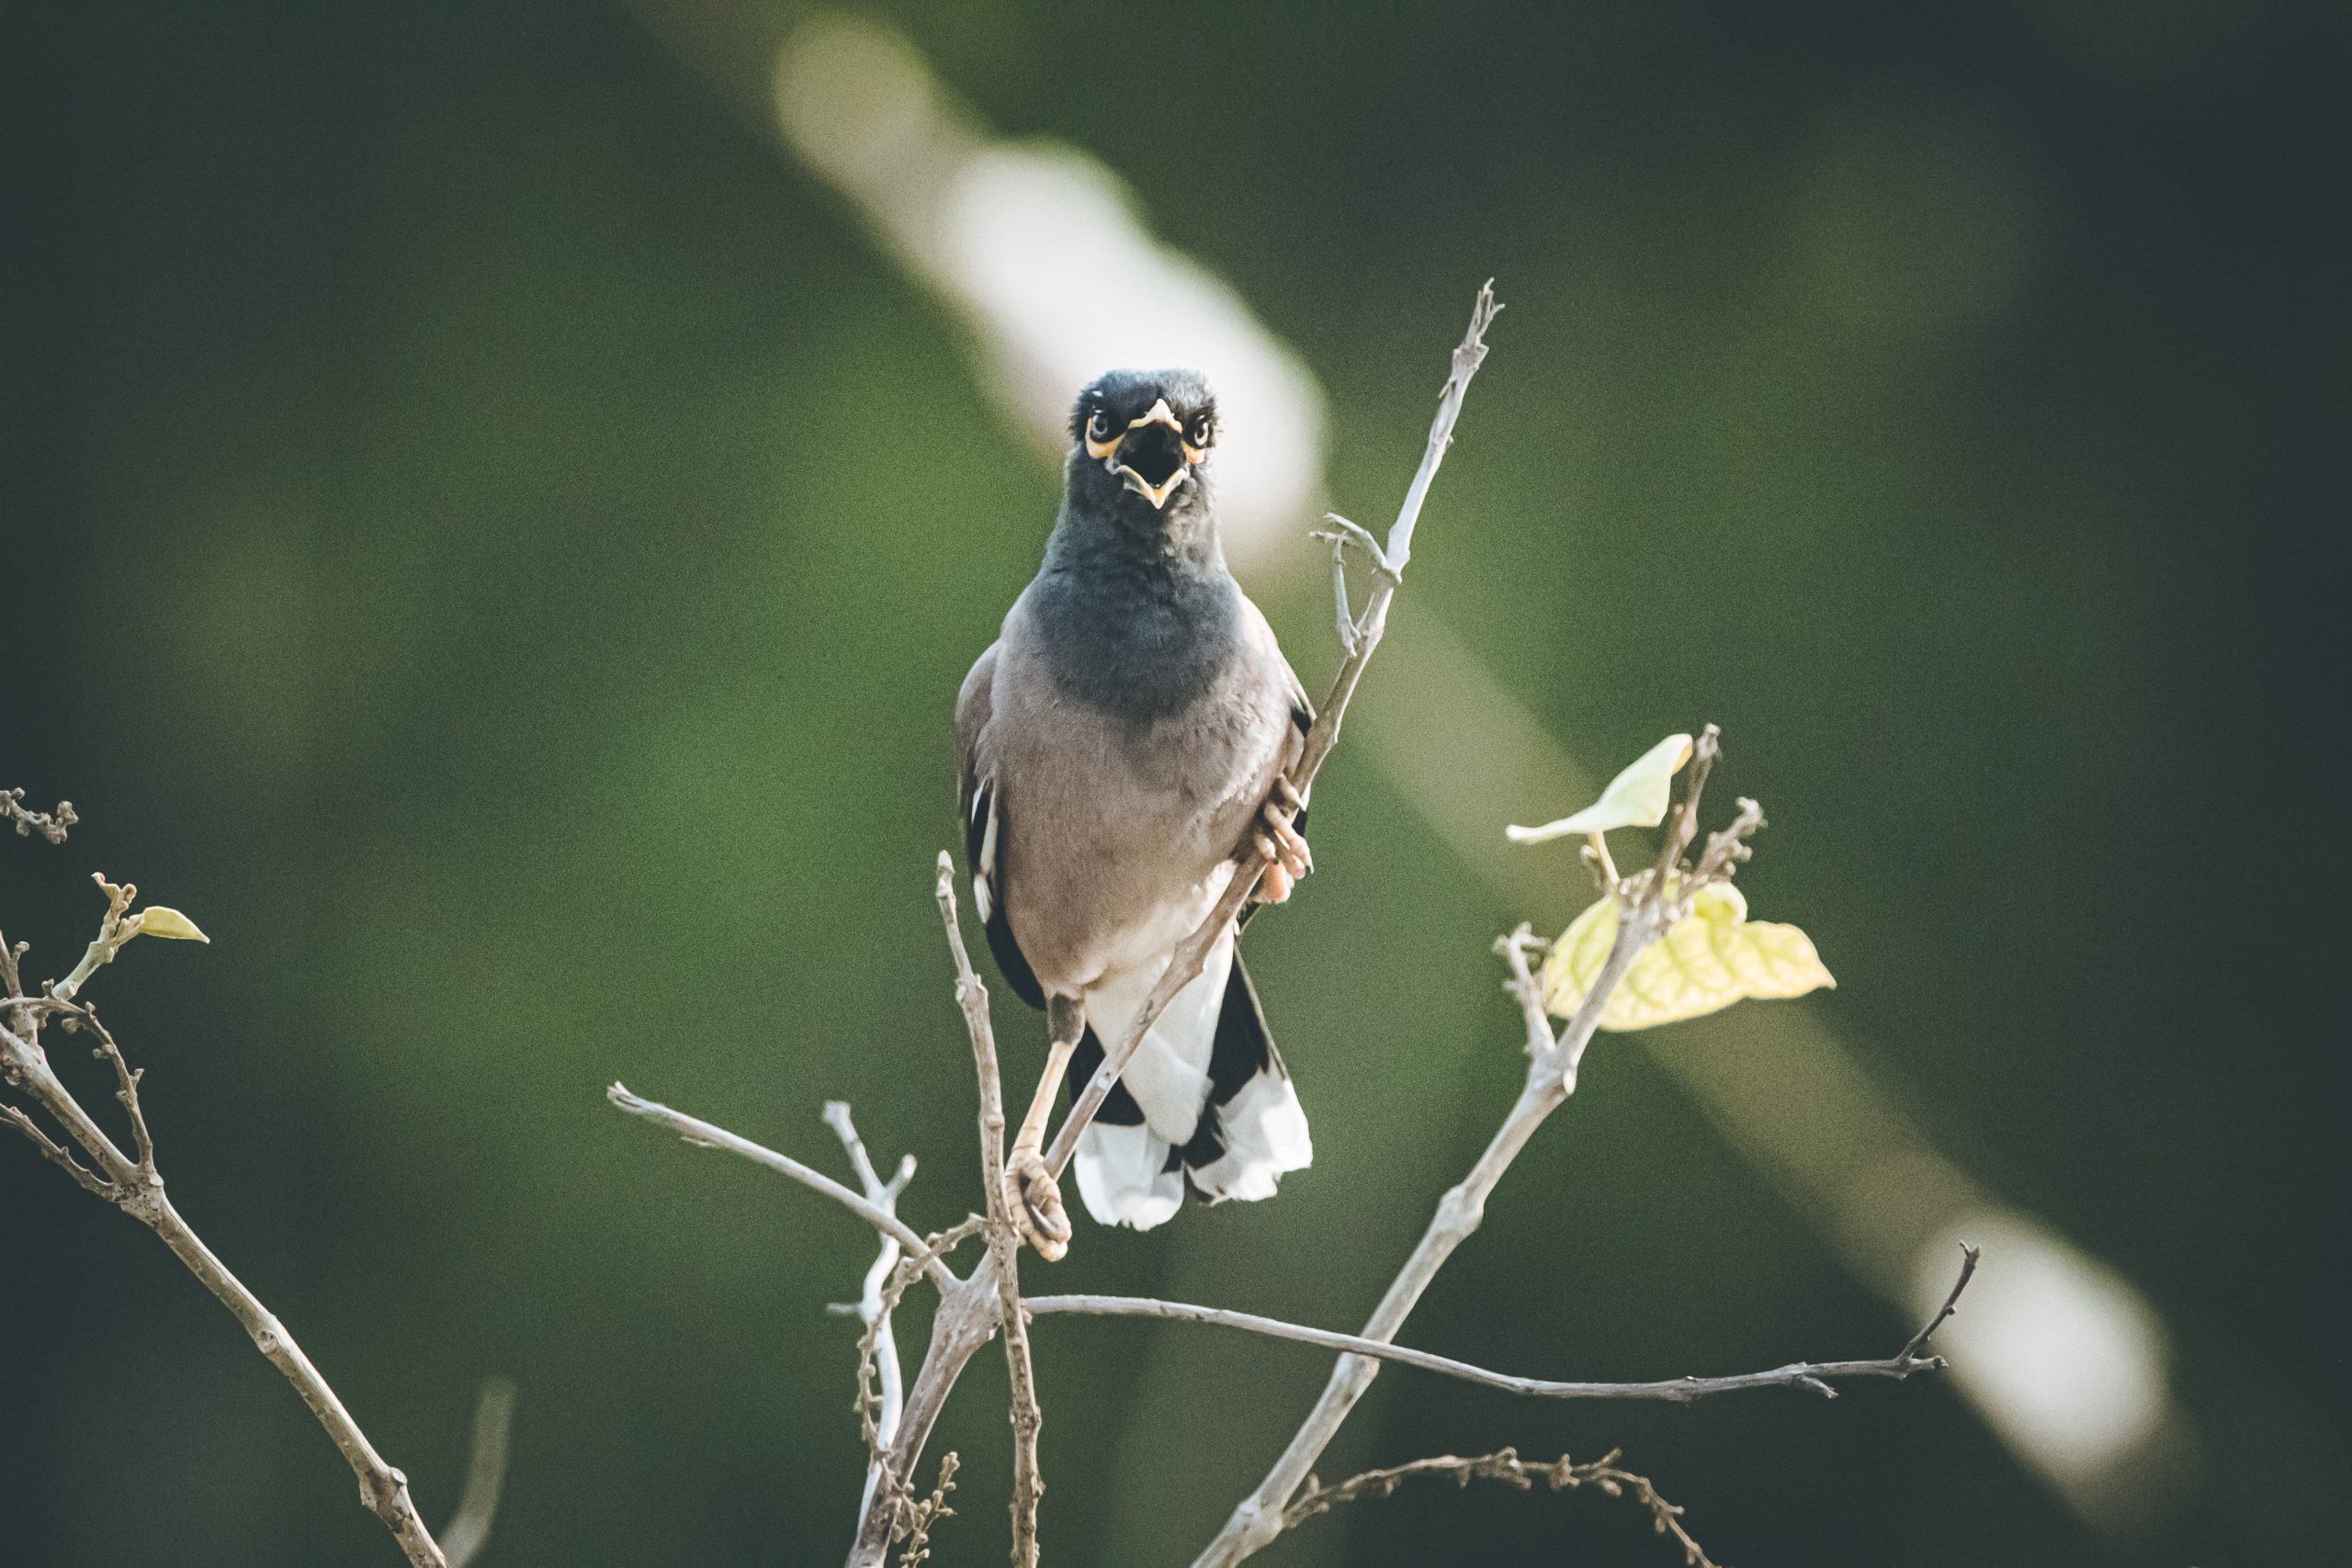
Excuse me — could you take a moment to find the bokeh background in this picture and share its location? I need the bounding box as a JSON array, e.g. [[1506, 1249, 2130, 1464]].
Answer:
[[4, 2, 2343, 1564]]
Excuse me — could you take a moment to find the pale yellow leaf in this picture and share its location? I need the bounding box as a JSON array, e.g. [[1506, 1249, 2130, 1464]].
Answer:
[[1506, 733, 1693, 843], [1542, 881, 1831, 1031], [130, 907, 210, 943]]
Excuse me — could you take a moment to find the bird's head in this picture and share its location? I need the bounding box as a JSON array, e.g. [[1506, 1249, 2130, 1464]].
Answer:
[[1065, 369, 1218, 525]]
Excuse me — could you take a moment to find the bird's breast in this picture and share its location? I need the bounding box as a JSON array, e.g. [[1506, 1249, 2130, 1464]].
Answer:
[[992, 652, 1289, 993]]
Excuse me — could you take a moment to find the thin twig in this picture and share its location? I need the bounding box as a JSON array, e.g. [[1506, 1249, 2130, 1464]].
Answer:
[[439, 1377, 520, 1568], [1282, 1447, 1717, 1568], [1023, 1264, 1973, 1403], [85, 1009, 154, 1170], [933, 854, 1044, 1567], [1653, 731, 1719, 891], [608, 1083, 954, 1292], [1898, 1242, 1981, 1363], [1044, 279, 1503, 1185]]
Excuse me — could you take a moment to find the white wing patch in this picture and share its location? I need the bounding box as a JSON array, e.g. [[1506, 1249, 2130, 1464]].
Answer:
[[972, 778, 1001, 922]]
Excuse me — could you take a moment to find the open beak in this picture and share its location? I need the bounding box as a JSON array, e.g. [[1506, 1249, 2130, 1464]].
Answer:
[[1091, 398, 1195, 510]]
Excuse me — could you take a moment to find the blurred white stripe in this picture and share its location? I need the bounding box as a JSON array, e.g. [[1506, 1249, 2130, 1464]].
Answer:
[[747, 5, 2188, 1529]]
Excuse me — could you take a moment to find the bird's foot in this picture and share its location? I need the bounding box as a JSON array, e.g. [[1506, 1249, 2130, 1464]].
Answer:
[[1002, 1145, 1071, 1261], [1251, 779, 1312, 903]]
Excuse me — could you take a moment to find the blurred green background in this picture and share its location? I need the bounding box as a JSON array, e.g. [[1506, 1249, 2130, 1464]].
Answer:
[[4, 2, 2343, 1564]]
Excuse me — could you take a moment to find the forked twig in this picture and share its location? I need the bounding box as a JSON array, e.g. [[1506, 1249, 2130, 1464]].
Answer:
[[1193, 728, 1781, 1566], [1, 810, 468, 1568]]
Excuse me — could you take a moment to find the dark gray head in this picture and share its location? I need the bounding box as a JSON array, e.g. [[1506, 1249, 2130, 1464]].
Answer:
[[1036, 368, 1239, 714], [1060, 369, 1220, 547]]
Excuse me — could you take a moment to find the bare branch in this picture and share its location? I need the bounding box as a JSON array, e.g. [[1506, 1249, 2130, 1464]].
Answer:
[[2, 786, 76, 843], [2, 1000, 455, 1565], [607, 1083, 954, 1292], [1193, 732, 1760, 1566], [1046, 279, 1504, 1185], [1025, 1282, 1971, 1403], [998, 1270, 1045, 1568], [1283, 1447, 1716, 1568], [931, 853, 1044, 1566], [439, 1377, 520, 1568]]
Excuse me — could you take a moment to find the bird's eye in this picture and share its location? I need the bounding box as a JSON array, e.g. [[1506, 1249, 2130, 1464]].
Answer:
[[1087, 409, 1114, 440], [1187, 417, 1213, 448]]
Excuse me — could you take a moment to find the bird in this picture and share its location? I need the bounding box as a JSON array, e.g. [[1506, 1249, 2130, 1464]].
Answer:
[[955, 368, 1316, 1260]]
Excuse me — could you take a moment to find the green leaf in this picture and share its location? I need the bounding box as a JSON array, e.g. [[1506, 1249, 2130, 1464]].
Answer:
[[130, 906, 210, 943], [1541, 882, 1832, 1031], [1506, 733, 1693, 843]]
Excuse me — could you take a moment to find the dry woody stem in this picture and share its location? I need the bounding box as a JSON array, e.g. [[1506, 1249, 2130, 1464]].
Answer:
[[2, 814, 512, 1568], [1193, 728, 1764, 1567]]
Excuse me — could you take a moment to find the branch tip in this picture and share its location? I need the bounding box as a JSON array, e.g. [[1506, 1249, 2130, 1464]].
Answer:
[[1897, 1243, 1981, 1365]]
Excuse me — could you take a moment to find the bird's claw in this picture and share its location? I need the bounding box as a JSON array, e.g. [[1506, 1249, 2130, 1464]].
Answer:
[[1002, 1146, 1070, 1261], [1254, 781, 1311, 902]]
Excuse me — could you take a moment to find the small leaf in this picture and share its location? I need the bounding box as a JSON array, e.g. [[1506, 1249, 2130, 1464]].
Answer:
[[1506, 733, 1693, 843], [1542, 883, 1831, 1031], [131, 907, 210, 943]]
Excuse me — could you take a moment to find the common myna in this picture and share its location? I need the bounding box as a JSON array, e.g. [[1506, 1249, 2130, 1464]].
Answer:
[[956, 368, 1314, 1259]]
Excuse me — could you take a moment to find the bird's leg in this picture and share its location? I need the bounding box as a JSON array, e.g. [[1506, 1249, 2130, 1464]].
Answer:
[[1250, 776, 1313, 904], [1003, 997, 1080, 1261]]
